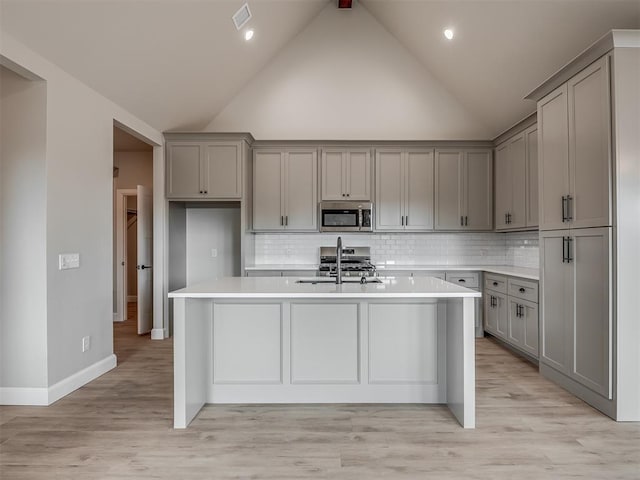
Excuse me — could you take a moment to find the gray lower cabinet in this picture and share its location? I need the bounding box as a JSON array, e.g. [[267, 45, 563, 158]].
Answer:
[[540, 227, 612, 399], [484, 273, 539, 360], [484, 290, 508, 339]]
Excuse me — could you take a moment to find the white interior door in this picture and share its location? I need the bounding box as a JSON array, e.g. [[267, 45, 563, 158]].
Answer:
[[137, 185, 153, 335]]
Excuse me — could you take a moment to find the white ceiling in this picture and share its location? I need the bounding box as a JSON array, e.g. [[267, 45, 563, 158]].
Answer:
[[2, 0, 638, 138]]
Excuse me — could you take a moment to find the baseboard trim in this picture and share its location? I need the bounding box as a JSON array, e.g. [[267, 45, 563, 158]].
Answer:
[[0, 387, 49, 405], [151, 328, 165, 340], [0, 354, 117, 406], [127, 295, 137, 303]]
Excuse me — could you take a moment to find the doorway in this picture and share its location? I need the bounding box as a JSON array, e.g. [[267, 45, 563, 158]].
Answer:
[[113, 125, 154, 336]]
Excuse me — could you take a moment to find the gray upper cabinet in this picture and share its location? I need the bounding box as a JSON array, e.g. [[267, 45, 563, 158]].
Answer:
[[435, 149, 492, 230], [538, 56, 611, 231], [495, 133, 527, 230], [167, 141, 242, 199], [253, 148, 317, 232], [375, 149, 434, 231], [321, 148, 371, 201]]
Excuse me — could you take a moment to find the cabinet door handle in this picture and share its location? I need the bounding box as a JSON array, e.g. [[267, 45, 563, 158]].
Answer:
[[562, 196, 568, 222], [562, 236, 567, 263], [493, 281, 499, 286], [566, 195, 573, 221], [281, 216, 284, 226], [519, 287, 526, 293], [405, 215, 408, 226], [460, 216, 463, 226], [346, 193, 350, 197], [401, 216, 404, 226], [465, 216, 468, 226], [567, 236, 573, 263], [285, 216, 288, 226]]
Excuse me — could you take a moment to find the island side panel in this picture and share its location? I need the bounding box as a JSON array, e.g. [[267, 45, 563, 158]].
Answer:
[[446, 297, 476, 428], [173, 297, 210, 428]]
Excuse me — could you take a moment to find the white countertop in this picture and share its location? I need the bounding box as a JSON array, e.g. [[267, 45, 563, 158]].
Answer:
[[168, 276, 482, 299], [244, 264, 319, 271], [245, 264, 539, 280]]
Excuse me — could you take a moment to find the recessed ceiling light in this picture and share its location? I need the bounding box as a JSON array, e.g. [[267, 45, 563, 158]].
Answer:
[[444, 29, 454, 40], [245, 29, 254, 41]]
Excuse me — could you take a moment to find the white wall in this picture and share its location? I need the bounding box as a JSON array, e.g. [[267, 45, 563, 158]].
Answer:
[[1, 32, 163, 399], [186, 206, 241, 285], [114, 151, 153, 190], [206, 2, 490, 140], [0, 66, 48, 389]]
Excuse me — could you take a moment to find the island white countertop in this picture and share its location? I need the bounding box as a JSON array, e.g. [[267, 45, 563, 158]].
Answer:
[[168, 276, 482, 299]]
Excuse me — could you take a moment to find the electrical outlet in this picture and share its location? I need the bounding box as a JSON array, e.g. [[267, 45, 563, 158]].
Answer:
[[82, 336, 91, 353], [211, 248, 218, 258], [59, 253, 80, 270]]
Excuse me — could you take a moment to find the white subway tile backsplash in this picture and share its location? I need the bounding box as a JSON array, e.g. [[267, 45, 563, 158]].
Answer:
[[253, 231, 539, 268]]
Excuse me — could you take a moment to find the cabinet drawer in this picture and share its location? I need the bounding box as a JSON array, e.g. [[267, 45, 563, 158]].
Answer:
[[508, 277, 539, 303], [484, 273, 507, 294], [445, 271, 479, 288]]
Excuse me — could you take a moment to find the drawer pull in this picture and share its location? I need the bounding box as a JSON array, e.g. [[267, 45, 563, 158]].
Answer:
[[458, 279, 466, 283], [493, 281, 498, 286], [519, 287, 526, 293]]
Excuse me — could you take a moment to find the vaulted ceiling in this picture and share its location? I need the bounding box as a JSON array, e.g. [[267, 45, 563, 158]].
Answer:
[[2, 0, 638, 138]]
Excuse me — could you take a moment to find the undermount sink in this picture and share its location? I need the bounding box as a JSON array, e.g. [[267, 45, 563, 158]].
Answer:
[[296, 278, 382, 285]]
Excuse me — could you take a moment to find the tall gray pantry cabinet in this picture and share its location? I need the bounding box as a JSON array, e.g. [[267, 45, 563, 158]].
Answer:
[[530, 31, 640, 420]]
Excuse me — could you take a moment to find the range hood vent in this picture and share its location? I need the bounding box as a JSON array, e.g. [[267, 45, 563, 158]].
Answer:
[[232, 3, 252, 30]]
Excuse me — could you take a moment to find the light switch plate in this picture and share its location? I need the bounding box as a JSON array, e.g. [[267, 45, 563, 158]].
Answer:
[[59, 253, 80, 270]]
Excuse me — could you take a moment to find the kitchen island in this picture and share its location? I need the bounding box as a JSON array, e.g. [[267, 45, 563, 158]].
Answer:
[[169, 276, 480, 429]]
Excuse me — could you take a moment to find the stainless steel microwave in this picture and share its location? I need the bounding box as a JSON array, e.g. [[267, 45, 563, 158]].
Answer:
[[319, 201, 373, 232]]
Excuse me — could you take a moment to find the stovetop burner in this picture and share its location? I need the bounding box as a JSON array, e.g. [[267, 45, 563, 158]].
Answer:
[[318, 246, 376, 277]]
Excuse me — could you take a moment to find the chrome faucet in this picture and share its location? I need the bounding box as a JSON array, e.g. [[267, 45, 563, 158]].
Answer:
[[336, 236, 343, 285]]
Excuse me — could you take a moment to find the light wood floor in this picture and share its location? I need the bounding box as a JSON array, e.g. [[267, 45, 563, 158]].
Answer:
[[1, 305, 639, 479]]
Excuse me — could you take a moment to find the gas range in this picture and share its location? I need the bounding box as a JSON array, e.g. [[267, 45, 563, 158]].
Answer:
[[318, 246, 377, 277]]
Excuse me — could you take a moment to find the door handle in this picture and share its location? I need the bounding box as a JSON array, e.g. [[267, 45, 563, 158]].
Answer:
[[460, 216, 463, 226], [519, 287, 526, 293], [401, 216, 404, 226], [285, 216, 288, 226], [405, 215, 408, 226], [562, 236, 567, 263], [465, 216, 468, 226], [493, 281, 498, 286], [137, 265, 152, 270], [566, 236, 573, 263]]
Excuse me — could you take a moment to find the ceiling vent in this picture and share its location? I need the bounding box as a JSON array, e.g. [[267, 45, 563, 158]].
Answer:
[[338, 0, 353, 8], [232, 3, 252, 30]]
